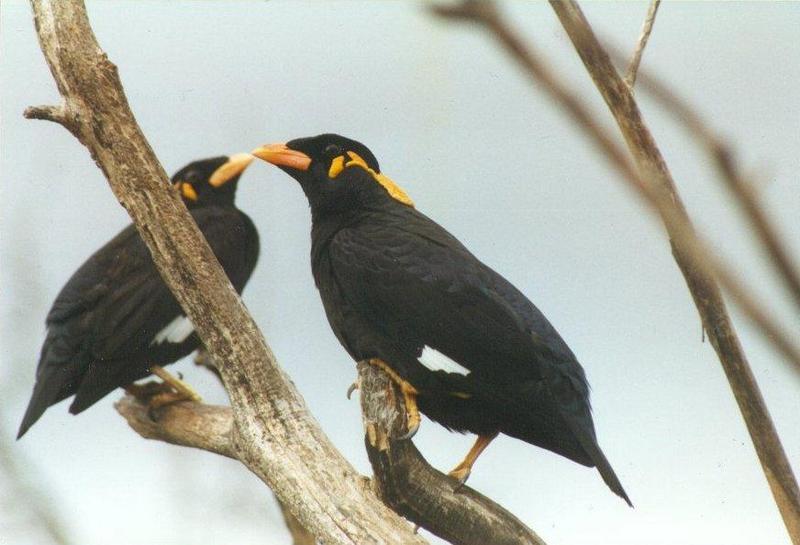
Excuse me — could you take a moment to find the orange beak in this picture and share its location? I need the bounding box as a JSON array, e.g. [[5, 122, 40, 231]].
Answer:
[[251, 143, 311, 171], [209, 153, 255, 187]]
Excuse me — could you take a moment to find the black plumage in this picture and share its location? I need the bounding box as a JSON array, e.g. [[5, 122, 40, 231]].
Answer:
[[18, 155, 259, 438], [253, 134, 630, 505]]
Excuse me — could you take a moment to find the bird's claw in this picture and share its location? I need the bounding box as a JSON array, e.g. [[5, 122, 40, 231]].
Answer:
[[397, 418, 420, 440], [346, 379, 360, 399], [150, 365, 202, 403], [447, 466, 471, 491]]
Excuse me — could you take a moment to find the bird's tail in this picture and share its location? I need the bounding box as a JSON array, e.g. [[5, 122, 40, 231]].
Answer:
[[17, 384, 56, 439], [568, 415, 632, 507], [17, 333, 81, 439]]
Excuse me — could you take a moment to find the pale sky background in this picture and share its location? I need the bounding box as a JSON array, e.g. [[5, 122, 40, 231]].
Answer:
[[2, 2, 799, 545]]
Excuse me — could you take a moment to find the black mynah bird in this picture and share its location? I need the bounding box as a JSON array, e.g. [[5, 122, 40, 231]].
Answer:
[[252, 134, 631, 505], [17, 154, 259, 438]]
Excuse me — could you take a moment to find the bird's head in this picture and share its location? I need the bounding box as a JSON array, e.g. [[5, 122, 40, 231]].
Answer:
[[251, 134, 413, 216], [171, 154, 255, 209]]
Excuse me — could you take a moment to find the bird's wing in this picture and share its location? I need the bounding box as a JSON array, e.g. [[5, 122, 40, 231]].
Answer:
[[45, 222, 178, 359], [324, 208, 577, 384], [47, 207, 258, 360], [46, 224, 142, 324]]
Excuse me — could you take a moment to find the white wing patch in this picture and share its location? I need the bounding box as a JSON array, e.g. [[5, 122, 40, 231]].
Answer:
[[152, 315, 194, 345], [418, 346, 471, 376]]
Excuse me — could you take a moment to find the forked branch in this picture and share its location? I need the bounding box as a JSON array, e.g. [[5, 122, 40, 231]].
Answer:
[[25, 1, 426, 544], [432, 1, 800, 543], [27, 2, 549, 543], [624, 0, 661, 87]]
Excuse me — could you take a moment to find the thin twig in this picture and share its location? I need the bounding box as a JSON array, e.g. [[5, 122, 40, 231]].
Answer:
[[431, 0, 800, 376], [629, 64, 800, 312], [548, 3, 800, 542], [624, 0, 661, 88], [24, 104, 66, 123], [431, 2, 800, 542]]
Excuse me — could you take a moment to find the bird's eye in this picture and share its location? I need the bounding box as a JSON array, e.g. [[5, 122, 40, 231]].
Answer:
[[324, 144, 342, 157]]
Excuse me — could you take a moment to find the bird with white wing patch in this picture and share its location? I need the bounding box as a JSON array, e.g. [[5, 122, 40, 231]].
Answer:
[[18, 154, 260, 438], [253, 133, 631, 505]]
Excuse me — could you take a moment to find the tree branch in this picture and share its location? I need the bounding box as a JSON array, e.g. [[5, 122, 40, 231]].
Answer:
[[545, 7, 800, 541], [190, 349, 315, 545], [23, 103, 73, 127], [629, 64, 800, 312], [26, 1, 427, 543], [431, 1, 800, 543], [431, 2, 800, 376], [115, 366, 547, 545], [358, 362, 547, 545], [115, 397, 235, 458], [624, 0, 661, 88], [115, 396, 317, 545]]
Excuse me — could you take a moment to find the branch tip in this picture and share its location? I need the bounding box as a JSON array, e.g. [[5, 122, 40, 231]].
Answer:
[[624, 0, 661, 88], [24, 104, 66, 123]]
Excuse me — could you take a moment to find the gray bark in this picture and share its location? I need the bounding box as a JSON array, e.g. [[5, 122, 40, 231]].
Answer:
[[26, 1, 427, 543]]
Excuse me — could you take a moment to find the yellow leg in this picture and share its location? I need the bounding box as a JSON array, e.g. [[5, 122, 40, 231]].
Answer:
[[448, 432, 498, 485], [367, 358, 420, 439], [124, 381, 168, 399], [150, 365, 202, 403]]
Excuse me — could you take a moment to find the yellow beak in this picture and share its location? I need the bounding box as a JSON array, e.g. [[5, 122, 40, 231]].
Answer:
[[209, 153, 256, 187], [251, 143, 311, 171]]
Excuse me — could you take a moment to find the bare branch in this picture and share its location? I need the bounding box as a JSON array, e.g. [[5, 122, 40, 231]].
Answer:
[[24, 104, 68, 123], [115, 366, 547, 545], [115, 397, 235, 458], [117, 395, 317, 543], [431, 1, 800, 542], [624, 0, 661, 88], [28, 1, 427, 543], [630, 65, 800, 312], [549, 3, 800, 541], [191, 352, 315, 545], [358, 362, 547, 545], [277, 498, 317, 545], [431, 1, 800, 376]]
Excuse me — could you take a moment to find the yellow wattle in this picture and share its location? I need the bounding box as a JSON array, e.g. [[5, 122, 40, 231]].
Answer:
[[342, 151, 414, 207]]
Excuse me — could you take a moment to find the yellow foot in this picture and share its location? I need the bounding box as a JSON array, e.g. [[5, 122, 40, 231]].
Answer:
[[150, 365, 202, 402], [124, 381, 171, 400], [367, 358, 420, 439], [447, 465, 472, 487], [447, 433, 498, 489], [397, 381, 420, 440]]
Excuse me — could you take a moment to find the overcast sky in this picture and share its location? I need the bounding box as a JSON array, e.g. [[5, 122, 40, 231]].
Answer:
[[2, 2, 799, 545]]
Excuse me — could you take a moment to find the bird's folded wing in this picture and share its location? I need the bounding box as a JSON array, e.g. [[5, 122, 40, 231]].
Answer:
[[326, 220, 552, 383]]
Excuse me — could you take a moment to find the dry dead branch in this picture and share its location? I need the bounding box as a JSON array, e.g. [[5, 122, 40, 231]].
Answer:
[[431, 1, 800, 542], [624, 0, 661, 88], [26, 1, 426, 543], [631, 65, 800, 313], [26, 3, 547, 543]]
